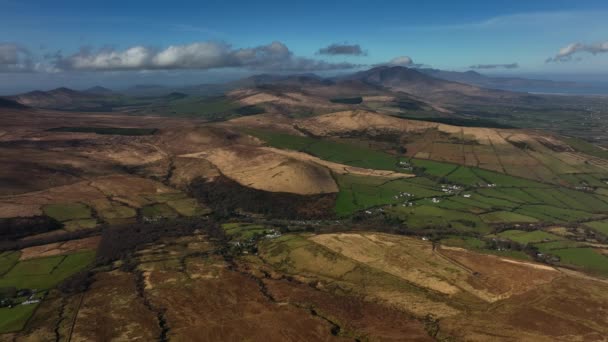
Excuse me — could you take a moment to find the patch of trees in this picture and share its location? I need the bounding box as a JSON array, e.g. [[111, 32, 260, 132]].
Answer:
[[507, 140, 535, 151], [235, 105, 265, 116], [396, 100, 423, 110], [330, 97, 363, 104], [95, 217, 223, 265], [0, 216, 62, 241], [188, 176, 336, 220], [0, 228, 99, 252]]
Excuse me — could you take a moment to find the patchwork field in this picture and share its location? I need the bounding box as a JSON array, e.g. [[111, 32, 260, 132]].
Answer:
[[257, 232, 608, 341]]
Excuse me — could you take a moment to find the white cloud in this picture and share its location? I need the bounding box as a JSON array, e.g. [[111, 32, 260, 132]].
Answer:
[[546, 41, 608, 63], [56, 41, 357, 72], [386, 56, 414, 66]]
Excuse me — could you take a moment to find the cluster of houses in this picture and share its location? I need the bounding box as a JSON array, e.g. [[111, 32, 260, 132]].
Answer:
[[264, 230, 282, 239], [364, 208, 385, 215], [0, 289, 42, 308], [397, 161, 413, 171], [440, 184, 462, 194], [394, 192, 413, 200]]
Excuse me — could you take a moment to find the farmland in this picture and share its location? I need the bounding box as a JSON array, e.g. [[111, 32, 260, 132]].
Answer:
[[0, 244, 96, 334]]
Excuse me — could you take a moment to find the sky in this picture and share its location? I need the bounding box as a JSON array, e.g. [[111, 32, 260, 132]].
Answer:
[[1, 0, 608, 93]]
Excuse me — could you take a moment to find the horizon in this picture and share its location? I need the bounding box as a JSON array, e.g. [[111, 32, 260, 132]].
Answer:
[[1, 0, 608, 93]]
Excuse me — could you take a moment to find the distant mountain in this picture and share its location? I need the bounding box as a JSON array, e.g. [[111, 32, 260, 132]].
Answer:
[[83, 86, 114, 95], [417, 68, 580, 93], [124, 83, 227, 97], [340, 66, 524, 104], [10, 87, 107, 109], [229, 73, 330, 89]]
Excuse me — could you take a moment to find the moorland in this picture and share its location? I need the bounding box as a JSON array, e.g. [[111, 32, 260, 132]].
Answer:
[[1, 66, 608, 341]]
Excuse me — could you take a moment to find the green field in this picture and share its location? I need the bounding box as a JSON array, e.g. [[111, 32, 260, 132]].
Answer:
[[387, 204, 490, 233], [42, 203, 92, 222], [140, 203, 179, 220], [441, 236, 487, 249], [166, 198, 210, 217], [0, 251, 95, 334], [411, 159, 457, 177], [563, 137, 608, 160], [0, 252, 20, 276], [0, 304, 38, 333], [334, 174, 444, 216], [533, 240, 583, 253], [480, 211, 538, 224], [63, 219, 98, 232], [247, 129, 403, 171], [584, 220, 608, 236], [550, 248, 608, 276], [221, 223, 275, 241], [445, 166, 486, 185], [0, 251, 96, 290], [497, 230, 562, 244]]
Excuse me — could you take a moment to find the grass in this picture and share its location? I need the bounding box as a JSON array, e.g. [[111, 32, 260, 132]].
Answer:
[[563, 137, 608, 159], [387, 204, 490, 233], [140, 203, 179, 220], [247, 129, 403, 171], [445, 167, 486, 185], [473, 169, 549, 188], [98, 205, 137, 220], [42, 203, 92, 222], [334, 174, 443, 216], [221, 223, 275, 241], [550, 248, 608, 276], [146, 192, 188, 203], [166, 198, 210, 217], [4, 255, 65, 277], [0, 251, 20, 276], [0, 304, 38, 333], [47, 127, 157, 135], [480, 211, 538, 224], [441, 236, 487, 249], [583, 220, 608, 236], [0, 251, 95, 290], [533, 240, 583, 253], [411, 159, 457, 177], [497, 230, 563, 244], [515, 205, 594, 223], [63, 219, 98, 232]]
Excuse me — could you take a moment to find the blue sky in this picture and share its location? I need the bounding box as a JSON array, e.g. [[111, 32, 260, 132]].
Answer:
[[1, 0, 608, 92]]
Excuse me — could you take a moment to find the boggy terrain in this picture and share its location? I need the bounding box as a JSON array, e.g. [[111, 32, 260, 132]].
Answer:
[[2, 84, 608, 341]]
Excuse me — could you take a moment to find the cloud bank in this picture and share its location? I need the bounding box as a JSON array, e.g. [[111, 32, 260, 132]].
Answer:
[[373, 56, 424, 68], [546, 41, 608, 62], [469, 63, 519, 69], [317, 43, 366, 56], [0, 43, 34, 72], [55, 41, 357, 72]]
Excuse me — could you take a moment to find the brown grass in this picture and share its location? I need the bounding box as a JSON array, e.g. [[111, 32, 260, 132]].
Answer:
[[19, 236, 100, 260]]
